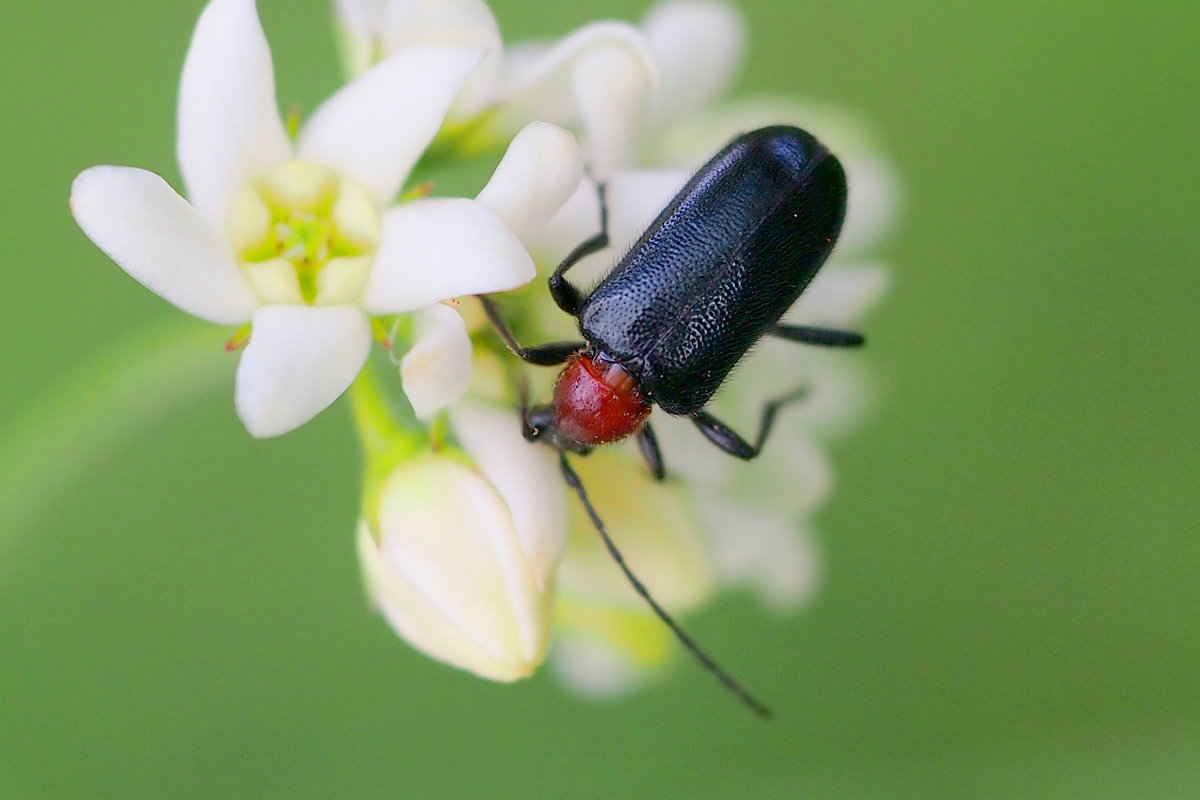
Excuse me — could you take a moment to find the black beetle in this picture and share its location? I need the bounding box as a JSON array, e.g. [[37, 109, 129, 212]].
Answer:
[[479, 125, 864, 718]]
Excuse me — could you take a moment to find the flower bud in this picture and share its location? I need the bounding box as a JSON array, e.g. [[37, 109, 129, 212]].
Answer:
[[357, 403, 566, 681]]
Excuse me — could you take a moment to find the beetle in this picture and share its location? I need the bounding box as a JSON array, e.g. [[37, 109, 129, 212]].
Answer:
[[479, 125, 864, 717]]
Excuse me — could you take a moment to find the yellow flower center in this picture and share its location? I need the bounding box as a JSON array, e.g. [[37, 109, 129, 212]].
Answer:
[[231, 161, 380, 305]]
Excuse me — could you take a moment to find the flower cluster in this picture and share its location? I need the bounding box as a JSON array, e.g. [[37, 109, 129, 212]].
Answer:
[[71, 0, 897, 698], [72, 0, 582, 438]]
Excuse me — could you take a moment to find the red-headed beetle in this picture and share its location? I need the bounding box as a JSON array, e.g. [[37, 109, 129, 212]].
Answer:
[[481, 126, 862, 718]]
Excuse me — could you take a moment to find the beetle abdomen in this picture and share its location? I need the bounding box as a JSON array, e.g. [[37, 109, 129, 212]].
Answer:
[[578, 126, 847, 415]]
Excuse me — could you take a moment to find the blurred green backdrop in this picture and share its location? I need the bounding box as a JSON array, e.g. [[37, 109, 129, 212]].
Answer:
[[2, 1, 1197, 797]]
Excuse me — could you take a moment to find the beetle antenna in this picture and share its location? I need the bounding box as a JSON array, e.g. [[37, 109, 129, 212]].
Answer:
[[558, 455, 773, 719], [516, 372, 530, 416]]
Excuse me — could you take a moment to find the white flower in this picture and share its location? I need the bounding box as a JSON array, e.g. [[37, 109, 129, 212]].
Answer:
[[335, 0, 658, 178], [71, 0, 582, 438], [357, 402, 566, 680]]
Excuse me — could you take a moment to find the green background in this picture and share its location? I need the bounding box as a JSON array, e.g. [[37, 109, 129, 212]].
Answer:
[[2, 0, 1197, 797]]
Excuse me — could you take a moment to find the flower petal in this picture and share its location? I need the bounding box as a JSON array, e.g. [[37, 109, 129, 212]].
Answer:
[[529, 175, 603, 269], [787, 355, 875, 440], [70, 166, 257, 324], [569, 47, 651, 178], [499, 23, 655, 119], [784, 263, 890, 328], [722, 430, 832, 515], [475, 122, 583, 247], [335, 0, 384, 39], [334, 0, 387, 77], [498, 22, 657, 177], [549, 599, 672, 698], [379, 0, 498, 50], [651, 95, 835, 167], [642, 0, 745, 128], [649, 410, 733, 487], [235, 304, 371, 437], [730, 339, 875, 441], [449, 402, 567, 587], [695, 499, 823, 612], [298, 43, 485, 207], [536, 168, 689, 290], [399, 304, 473, 418], [550, 632, 647, 698], [377, 0, 501, 119], [364, 198, 535, 314], [177, 0, 292, 224], [334, 0, 385, 41], [840, 155, 902, 254], [605, 168, 689, 251]]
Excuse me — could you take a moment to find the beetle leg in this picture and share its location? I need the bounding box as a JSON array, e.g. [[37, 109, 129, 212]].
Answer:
[[688, 388, 807, 460], [548, 183, 610, 317], [689, 411, 758, 459], [636, 422, 666, 481], [478, 295, 583, 366], [771, 324, 865, 347]]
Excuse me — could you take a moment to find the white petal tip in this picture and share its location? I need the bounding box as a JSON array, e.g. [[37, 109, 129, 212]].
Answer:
[[70, 165, 258, 325], [476, 122, 584, 245], [358, 457, 551, 681], [399, 305, 473, 418]]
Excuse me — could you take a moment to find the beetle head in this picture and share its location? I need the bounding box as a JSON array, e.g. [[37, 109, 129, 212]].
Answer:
[[522, 401, 593, 455]]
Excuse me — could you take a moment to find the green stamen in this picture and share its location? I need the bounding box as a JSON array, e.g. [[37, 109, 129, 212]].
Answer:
[[233, 161, 378, 306]]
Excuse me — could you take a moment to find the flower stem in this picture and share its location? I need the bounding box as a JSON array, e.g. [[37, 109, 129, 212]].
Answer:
[[349, 358, 433, 530], [347, 358, 422, 461]]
